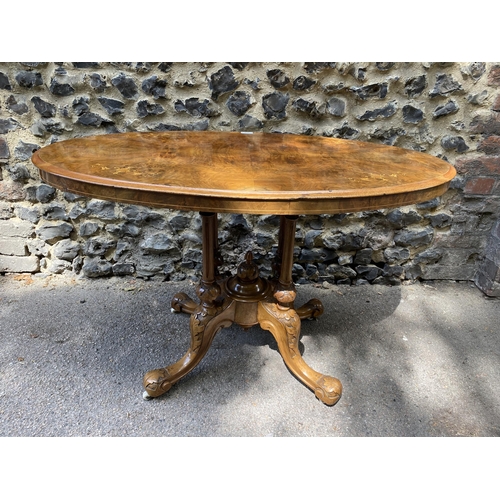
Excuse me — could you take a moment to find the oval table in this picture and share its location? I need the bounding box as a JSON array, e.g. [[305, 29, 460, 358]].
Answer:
[[32, 130, 456, 406]]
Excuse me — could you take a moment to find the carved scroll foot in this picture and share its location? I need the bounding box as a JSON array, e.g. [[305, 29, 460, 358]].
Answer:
[[257, 300, 342, 406], [143, 297, 236, 399], [143, 367, 174, 399], [296, 298, 324, 320], [313, 375, 343, 406]]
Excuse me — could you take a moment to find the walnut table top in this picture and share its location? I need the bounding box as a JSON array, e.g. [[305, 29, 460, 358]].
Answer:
[[32, 130, 456, 215]]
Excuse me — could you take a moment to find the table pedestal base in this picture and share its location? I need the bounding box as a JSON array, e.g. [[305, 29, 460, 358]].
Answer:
[[142, 213, 342, 406]]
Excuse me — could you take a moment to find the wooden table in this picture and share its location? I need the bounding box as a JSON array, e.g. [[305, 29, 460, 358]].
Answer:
[[32, 131, 456, 406]]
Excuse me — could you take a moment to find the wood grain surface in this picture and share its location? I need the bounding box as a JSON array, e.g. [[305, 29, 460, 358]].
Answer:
[[32, 131, 456, 215]]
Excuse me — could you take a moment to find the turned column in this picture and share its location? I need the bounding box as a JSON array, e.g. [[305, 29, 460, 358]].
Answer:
[[275, 215, 298, 301], [200, 212, 217, 285]]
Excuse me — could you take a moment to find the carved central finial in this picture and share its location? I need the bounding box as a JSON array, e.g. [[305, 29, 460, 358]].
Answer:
[[236, 251, 259, 282]]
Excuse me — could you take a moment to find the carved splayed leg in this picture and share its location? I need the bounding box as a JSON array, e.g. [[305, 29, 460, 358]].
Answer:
[[144, 212, 236, 399], [171, 292, 198, 314], [143, 281, 235, 399], [257, 287, 342, 406], [296, 298, 324, 320]]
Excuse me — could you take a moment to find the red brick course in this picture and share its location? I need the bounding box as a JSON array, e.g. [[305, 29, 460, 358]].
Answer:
[[464, 177, 496, 195], [456, 156, 500, 176], [482, 157, 500, 175], [471, 113, 500, 135], [478, 136, 500, 155], [493, 94, 500, 112], [0, 180, 25, 201], [488, 65, 500, 86]]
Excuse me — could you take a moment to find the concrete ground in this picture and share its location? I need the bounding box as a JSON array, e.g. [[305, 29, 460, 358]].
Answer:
[[0, 272, 499, 437]]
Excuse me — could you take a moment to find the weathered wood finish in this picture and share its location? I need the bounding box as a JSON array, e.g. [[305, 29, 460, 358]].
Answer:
[[32, 131, 456, 406], [32, 130, 456, 215]]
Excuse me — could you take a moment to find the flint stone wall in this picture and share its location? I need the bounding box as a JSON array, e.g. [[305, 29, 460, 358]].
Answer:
[[0, 62, 499, 293]]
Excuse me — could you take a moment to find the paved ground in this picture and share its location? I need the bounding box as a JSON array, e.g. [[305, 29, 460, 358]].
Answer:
[[0, 273, 499, 437]]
